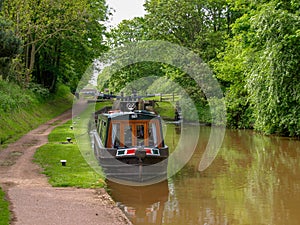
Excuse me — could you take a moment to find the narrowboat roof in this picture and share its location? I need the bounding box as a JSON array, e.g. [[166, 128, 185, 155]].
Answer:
[[101, 110, 159, 119]]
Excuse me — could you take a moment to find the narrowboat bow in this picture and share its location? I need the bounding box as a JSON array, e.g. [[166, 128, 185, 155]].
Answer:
[[91, 99, 169, 184]]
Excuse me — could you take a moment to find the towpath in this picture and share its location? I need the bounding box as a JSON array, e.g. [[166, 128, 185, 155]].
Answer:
[[0, 102, 131, 225]]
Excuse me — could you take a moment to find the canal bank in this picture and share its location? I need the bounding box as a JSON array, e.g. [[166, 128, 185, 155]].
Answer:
[[0, 108, 131, 225]]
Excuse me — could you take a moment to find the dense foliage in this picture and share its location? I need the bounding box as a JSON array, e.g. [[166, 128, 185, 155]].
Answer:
[[1, 0, 299, 136], [103, 0, 299, 137], [0, 0, 108, 92], [0, 16, 22, 80], [215, 1, 300, 135], [247, 2, 300, 136], [0, 79, 73, 146], [103, 0, 234, 123]]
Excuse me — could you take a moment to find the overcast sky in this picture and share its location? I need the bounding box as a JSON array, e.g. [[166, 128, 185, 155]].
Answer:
[[106, 0, 146, 27]]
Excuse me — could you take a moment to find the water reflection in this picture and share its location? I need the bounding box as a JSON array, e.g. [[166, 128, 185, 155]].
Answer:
[[108, 125, 300, 225], [107, 180, 169, 224]]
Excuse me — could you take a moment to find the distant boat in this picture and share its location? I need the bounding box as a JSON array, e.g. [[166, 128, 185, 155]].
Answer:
[[90, 96, 169, 184]]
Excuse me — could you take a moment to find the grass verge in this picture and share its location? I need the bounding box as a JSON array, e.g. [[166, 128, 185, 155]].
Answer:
[[155, 101, 175, 120], [0, 84, 74, 224], [34, 120, 106, 188], [143, 96, 176, 120], [0, 188, 9, 225], [34, 100, 113, 188]]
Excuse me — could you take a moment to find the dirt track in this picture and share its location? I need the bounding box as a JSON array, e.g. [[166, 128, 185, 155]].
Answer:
[[0, 108, 131, 225]]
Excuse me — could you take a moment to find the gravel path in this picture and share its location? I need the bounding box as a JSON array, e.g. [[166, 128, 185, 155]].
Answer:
[[0, 107, 131, 225]]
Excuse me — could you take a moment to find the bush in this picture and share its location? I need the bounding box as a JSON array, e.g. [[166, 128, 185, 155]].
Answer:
[[0, 80, 34, 113], [54, 84, 71, 98], [0, 81, 73, 147], [28, 83, 50, 100]]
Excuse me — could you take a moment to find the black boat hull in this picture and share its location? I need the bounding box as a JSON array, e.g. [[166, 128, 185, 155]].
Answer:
[[92, 131, 168, 185], [98, 156, 168, 185]]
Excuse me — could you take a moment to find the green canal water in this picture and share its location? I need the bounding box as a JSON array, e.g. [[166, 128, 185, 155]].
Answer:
[[108, 124, 300, 225]]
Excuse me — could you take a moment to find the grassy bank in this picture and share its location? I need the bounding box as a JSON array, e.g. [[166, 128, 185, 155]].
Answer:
[[155, 101, 175, 120], [0, 83, 73, 149], [0, 188, 9, 225], [144, 95, 213, 122], [34, 102, 109, 188], [0, 81, 74, 224]]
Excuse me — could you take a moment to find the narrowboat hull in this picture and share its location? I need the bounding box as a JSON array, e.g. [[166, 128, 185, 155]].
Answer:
[[99, 156, 168, 184], [92, 130, 168, 184]]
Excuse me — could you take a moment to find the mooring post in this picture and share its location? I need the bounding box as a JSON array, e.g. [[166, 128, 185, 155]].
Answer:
[[60, 160, 67, 166]]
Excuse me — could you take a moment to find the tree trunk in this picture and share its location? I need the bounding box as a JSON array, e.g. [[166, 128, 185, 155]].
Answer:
[[24, 43, 35, 87], [49, 40, 61, 92]]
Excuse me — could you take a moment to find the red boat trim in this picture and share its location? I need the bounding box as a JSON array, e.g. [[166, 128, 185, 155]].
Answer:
[[116, 148, 160, 157]]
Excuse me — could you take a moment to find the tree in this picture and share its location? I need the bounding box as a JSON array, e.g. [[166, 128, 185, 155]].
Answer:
[[107, 0, 235, 93], [144, 0, 232, 61], [215, 0, 300, 136], [108, 17, 148, 47], [0, 16, 22, 79], [142, 0, 235, 112], [1, 0, 108, 91], [103, 17, 165, 93], [247, 1, 300, 136], [213, 7, 256, 128]]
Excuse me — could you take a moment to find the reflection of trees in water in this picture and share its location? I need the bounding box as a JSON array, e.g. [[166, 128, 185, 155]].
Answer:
[[214, 130, 300, 225], [162, 126, 300, 224], [109, 125, 300, 225]]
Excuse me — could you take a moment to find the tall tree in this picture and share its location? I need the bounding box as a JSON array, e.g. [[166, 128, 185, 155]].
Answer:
[[107, 0, 236, 93], [247, 1, 300, 136], [144, 0, 231, 61], [142, 0, 237, 112], [215, 0, 300, 136], [1, 0, 108, 91], [108, 17, 148, 47], [104, 17, 165, 93]]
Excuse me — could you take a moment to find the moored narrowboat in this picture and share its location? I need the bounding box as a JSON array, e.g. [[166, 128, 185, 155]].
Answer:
[[91, 98, 169, 184]]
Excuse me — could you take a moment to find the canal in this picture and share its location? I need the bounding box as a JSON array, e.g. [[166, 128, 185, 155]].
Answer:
[[107, 124, 300, 225]]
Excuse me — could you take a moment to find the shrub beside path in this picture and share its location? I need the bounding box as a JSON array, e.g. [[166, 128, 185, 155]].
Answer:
[[0, 107, 131, 225]]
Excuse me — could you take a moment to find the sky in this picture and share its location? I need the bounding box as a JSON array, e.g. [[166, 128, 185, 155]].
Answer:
[[105, 0, 146, 27]]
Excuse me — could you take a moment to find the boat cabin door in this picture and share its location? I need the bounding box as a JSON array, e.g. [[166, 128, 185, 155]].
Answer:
[[110, 120, 161, 148]]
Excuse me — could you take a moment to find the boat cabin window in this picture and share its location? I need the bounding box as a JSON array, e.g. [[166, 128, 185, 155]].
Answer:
[[124, 125, 132, 147], [112, 123, 120, 147], [136, 125, 144, 145], [99, 120, 107, 143], [149, 122, 158, 146], [108, 120, 162, 148]]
